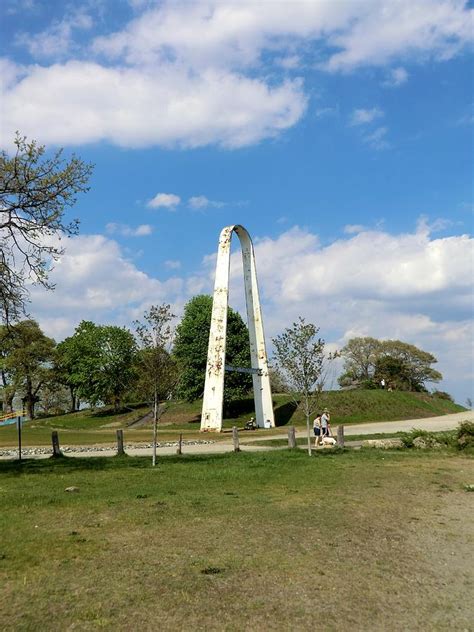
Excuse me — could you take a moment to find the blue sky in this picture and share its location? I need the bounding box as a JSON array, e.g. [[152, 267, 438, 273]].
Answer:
[[1, 0, 473, 404]]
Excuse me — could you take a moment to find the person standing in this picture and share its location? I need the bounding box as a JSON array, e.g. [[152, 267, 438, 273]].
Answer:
[[313, 413, 322, 447], [321, 409, 331, 437]]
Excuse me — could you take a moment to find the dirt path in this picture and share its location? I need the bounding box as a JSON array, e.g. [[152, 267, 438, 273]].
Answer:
[[344, 410, 473, 435]]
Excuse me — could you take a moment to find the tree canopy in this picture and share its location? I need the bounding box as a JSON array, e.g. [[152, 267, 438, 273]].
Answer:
[[0, 134, 92, 322], [173, 294, 252, 410], [134, 304, 178, 404], [339, 337, 442, 391], [1, 319, 56, 419], [56, 321, 136, 410]]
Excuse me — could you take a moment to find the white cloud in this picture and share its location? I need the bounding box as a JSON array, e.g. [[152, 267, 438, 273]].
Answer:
[[0, 61, 306, 150], [324, 1, 473, 72], [93, 1, 472, 73], [383, 67, 409, 87], [147, 193, 181, 209], [188, 195, 226, 210], [350, 107, 384, 126], [4, 0, 36, 15], [315, 106, 338, 118], [1, 1, 471, 149], [29, 234, 184, 340], [277, 55, 301, 69], [15, 9, 93, 58], [344, 224, 367, 234], [363, 126, 390, 150], [106, 223, 153, 236], [164, 259, 181, 270], [248, 225, 472, 305]]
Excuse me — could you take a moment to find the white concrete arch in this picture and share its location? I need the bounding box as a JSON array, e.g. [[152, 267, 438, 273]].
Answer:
[[201, 225, 275, 432]]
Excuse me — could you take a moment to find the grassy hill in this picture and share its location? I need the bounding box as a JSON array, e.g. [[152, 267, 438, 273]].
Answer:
[[0, 390, 465, 448]]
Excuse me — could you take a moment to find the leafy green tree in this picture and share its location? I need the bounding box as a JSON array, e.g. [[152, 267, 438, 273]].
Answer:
[[55, 321, 101, 411], [134, 304, 178, 465], [339, 336, 442, 391], [338, 337, 381, 387], [0, 134, 92, 322], [173, 295, 252, 412], [2, 319, 55, 419], [375, 340, 442, 391], [57, 321, 136, 411], [373, 356, 411, 391], [272, 318, 328, 456], [96, 325, 137, 411]]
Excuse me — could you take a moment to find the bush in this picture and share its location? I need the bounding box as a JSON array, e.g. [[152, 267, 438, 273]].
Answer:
[[399, 428, 453, 449], [456, 421, 474, 450]]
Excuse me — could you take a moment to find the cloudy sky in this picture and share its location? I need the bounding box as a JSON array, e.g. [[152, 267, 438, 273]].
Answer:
[[1, 0, 472, 404]]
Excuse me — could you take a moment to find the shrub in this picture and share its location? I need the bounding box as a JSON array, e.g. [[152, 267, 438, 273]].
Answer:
[[456, 421, 474, 450], [400, 428, 453, 449]]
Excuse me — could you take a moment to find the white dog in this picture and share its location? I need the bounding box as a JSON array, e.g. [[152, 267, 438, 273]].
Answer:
[[321, 436, 337, 447]]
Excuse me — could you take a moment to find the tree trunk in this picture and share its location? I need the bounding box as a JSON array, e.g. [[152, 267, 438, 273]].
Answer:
[[232, 426, 240, 452], [288, 426, 296, 448], [337, 425, 345, 447], [25, 376, 35, 419], [152, 386, 158, 467], [116, 429, 125, 456], [25, 396, 35, 420], [69, 386, 77, 413], [306, 411, 312, 456], [6, 391, 15, 413], [1, 371, 14, 412]]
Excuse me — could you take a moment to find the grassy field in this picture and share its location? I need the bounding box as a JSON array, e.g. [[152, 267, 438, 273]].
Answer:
[[1, 449, 473, 631], [0, 390, 465, 449]]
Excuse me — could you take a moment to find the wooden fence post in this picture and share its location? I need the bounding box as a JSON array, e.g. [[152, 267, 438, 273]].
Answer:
[[288, 426, 296, 449], [337, 425, 344, 448], [232, 426, 240, 452], [51, 431, 62, 458], [176, 433, 183, 455], [116, 429, 125, 456]]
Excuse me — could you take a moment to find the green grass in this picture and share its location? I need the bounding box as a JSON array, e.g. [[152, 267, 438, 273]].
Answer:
[[1, 449, 473, 631], [0, 390, 465, 448]]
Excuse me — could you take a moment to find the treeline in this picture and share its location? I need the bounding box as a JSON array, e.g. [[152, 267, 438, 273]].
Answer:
[[1, 302, 447, 420], [0, 295, 252, 419]]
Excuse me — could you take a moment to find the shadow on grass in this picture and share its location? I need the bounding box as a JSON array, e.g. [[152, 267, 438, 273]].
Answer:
[[224, 397, 255, 419], [274, 400, 298, 427], [92, 404, 146, 418]]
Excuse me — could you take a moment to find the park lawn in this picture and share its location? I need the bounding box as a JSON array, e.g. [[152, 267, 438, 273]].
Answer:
[[0, 450, 473, 631]]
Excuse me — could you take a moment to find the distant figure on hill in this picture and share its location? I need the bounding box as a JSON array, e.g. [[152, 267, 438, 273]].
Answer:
[[313, 413, 322, 447], [380, 378, 386, 389]]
